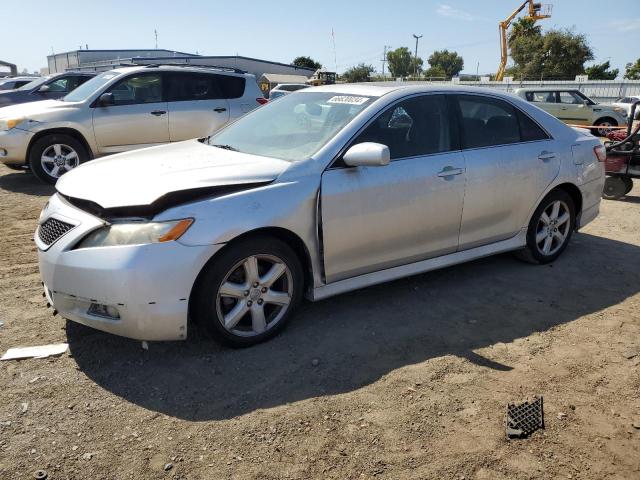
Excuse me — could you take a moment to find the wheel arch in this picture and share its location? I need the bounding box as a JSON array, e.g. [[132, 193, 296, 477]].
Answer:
[[26, 128, 93, 166], [537, 182, 583, 228], [188, 226, 315, 318], [594, 116, 618, 126]]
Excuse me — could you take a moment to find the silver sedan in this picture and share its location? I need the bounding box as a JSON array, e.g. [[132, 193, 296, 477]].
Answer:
[[36, 84, 605, 347]]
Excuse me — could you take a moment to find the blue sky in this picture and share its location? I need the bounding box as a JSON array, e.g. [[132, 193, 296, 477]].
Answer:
[[4, 0, 639, 76]]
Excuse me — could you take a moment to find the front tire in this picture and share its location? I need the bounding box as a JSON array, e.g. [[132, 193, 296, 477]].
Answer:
[[192, 236, 304, 347], [519, 190, 575, 264], [29, 134, 88, 185]]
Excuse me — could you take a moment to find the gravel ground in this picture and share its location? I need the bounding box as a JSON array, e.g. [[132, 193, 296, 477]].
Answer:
[[0, 164, 639, 479]]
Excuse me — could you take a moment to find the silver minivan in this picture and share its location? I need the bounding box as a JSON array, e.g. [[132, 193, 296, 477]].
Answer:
[[0, 65, 266, 183]]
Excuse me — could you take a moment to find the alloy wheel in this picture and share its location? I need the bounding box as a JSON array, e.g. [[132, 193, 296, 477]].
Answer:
[[535, 200, 571, 256], [215, 254, 293, 337], [40, 143, 80, 179]]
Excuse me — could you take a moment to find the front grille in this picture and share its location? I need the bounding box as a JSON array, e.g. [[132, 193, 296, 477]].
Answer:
[[38, 218, 74, 246]]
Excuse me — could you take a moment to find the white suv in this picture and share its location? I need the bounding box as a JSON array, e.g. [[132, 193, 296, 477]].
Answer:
[[0, 65, 266, 183]]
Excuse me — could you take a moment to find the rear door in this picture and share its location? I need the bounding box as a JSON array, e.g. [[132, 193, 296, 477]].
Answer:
[[557, 91, 589, 124], [166, 72, 230, 141], [321, 94, 466, 282], [92, 72, 169, 153], [455, 94, 559, 249]]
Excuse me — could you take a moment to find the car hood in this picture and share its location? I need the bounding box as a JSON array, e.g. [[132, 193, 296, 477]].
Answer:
[[0, 99, 69, 117], [56, 140, 291, 209]]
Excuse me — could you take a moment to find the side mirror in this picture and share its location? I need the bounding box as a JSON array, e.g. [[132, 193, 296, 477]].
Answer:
[[343, 142, 390, 167], [98, 92, 115, 107], [37, 85, 50, 93], [582, 100, 590, 107]]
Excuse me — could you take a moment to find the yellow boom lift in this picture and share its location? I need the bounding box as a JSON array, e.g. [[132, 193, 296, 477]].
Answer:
[[496, 1, 552, 81]]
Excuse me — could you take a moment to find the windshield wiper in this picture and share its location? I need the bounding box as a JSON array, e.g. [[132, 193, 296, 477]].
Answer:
[[212, 144, 239, 152]]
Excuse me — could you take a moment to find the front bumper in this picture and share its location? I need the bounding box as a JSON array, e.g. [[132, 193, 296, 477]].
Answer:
[[0, 127, 33, 166], [37, 194, 220, 341]]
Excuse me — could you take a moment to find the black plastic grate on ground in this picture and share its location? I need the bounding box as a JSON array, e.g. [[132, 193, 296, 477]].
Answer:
[[505, 396, 544, 439], [38, 218, 74, 246]]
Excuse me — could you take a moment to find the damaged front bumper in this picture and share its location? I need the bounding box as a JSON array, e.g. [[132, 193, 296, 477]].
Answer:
[[36, 194, 220, 341]]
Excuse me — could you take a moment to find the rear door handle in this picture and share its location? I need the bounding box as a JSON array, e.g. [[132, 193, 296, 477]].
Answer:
[[437, 167, 463, 178], [538, 151, 556, 161], [150, 110, 166, 116], [213, 107, 227, 113]]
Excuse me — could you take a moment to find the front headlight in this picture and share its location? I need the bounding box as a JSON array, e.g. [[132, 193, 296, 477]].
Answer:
[[76, 219, 193, 248], [0, 117, 26, 131]]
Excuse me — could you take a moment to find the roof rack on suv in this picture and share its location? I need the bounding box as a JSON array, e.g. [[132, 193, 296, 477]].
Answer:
[[136, 63, 247, 74]]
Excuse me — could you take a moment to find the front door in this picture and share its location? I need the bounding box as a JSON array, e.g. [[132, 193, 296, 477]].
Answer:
[[556, 91, 589, 124], [92, 73, 169, 153], [321, 94, 466, 283]]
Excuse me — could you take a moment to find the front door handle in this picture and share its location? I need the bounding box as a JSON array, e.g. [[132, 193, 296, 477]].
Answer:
[[437, 166, 463, 178], [150, 110, 166, 116], [213, 107, 227, 113], [538, 151, 556, 161]]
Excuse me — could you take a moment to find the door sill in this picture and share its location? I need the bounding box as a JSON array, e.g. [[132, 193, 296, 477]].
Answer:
[[309, 229, 527, 301]]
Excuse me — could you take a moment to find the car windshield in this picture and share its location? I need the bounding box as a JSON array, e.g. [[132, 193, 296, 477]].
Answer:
[[208, 91, 373, 162], [62, 72, 119, 102], [18, 76, 50, 91]]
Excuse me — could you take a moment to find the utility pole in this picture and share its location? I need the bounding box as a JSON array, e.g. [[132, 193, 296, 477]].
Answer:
[[412, 34, 423, 78], [154, 29, 158, 49], [381, 45, 392, 78]]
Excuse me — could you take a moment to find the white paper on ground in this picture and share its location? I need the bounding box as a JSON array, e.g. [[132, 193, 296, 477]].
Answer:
[[1, 343, 68, 361]]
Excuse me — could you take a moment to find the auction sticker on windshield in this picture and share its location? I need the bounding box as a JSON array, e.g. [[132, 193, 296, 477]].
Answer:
[[327, 96, 370, 105]]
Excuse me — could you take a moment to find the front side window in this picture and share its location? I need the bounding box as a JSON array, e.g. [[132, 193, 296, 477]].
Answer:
[[352, 95, 453, 160], [108, 74, 163, 105], [47, 77, 71, 92], [526, 91, 556, 103], [209, 92, 372, 162], [558, 91, 584, 104], [458, 95, 521, 148]]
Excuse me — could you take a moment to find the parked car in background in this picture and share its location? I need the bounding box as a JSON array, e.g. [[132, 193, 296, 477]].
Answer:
[[515, 88, 628, 136], [0, 64, 265, 183], [612, 95, 640, 119], [36, 85, 604, 346], [268, 90, 288, 101], [0, 76, 39, 91], [269, 83, 308, 98], [0, 72, 95, 108]]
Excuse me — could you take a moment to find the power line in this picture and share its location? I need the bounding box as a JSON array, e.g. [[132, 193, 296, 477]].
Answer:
[[381, 45, 392, 78]]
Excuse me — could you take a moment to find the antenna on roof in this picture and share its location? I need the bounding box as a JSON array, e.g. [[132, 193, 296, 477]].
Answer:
[[154, 29, 158, 49]]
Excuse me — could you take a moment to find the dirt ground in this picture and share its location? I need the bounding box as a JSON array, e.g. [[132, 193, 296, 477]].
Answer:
[[0, 163, 639, 480]]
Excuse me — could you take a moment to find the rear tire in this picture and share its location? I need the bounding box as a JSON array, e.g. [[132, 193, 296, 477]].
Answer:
[[192, 236, 304, 347], [594, 117, 617, 137], [29, 134, 88, 185], [518, 190, 575, 264], [602, 176, 627, 200]]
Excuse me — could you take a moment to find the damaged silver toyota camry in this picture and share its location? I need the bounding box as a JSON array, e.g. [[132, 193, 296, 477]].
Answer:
[[36, 84, 605, 347]]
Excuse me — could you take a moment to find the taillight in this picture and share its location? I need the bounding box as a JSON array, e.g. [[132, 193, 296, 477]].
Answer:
[[593, 144, 606, 162], [256, 97, 268, 105]]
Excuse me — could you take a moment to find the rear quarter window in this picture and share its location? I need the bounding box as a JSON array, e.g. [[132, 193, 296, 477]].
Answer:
[[216, 75, 245, 99]]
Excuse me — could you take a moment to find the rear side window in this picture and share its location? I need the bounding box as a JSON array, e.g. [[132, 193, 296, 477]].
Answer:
[[166, 73, 222, 101], [216, 74, 245, 99], [354, 94, 453, 160], [458, 95, 520, 148], [525, 91, 556, 103], [517, 110, 549, 142]]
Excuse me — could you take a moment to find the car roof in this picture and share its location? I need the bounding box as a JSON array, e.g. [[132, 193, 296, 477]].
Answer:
[[108, 65, 250, 77], [304, 83, 523, 100], [514, 87, 577, 92]]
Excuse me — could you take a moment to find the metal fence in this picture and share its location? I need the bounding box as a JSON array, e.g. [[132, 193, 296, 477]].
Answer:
[[370, 79, 640, 103]]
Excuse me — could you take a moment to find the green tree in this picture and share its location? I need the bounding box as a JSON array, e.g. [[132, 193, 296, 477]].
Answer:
[[423, 65, 446, 79], [624, 58, 640, 80], [508, 23, 593, 79], [341, 63, 375, 83], [585, 61, 619, 80], [386, 47, 421, 78], [292, 56, 322, 71], [427, 50, 464, 78]]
